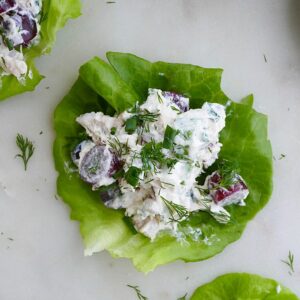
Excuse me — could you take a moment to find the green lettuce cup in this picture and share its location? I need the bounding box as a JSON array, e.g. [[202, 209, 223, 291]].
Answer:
[[190, 273, 299, 300], [53, 52, 273, 273], [0, 0, 81, 101]]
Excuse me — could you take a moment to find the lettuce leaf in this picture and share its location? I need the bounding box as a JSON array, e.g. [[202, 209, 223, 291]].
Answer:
[[53, 52, 273, 273], [0, 0, 81, 101], [190, 273, 299, 300]]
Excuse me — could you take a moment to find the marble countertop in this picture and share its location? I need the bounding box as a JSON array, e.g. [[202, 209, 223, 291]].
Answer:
[[0, 0, 300, 299]]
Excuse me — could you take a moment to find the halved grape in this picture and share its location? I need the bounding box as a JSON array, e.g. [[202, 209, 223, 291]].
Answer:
[[206, 171, 249, 206], [17, 10, 37, 46], [163, 91, 189, 112], [71, 140, 94, 166], [1, 10, 37, 47], [0, 0, 16, 14], [79, 145, 121, 186]]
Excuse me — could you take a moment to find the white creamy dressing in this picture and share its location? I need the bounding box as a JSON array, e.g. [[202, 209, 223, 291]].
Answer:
[[0, 0, 41, 79], [76, 89, 247, 239]]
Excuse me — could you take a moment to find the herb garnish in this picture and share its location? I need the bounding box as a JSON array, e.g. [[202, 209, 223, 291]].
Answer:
[[125, 103, 160, 134], [127, 285, 148, 300], [263, 54, 267, 63], [163, 125, 179, 149], [177, 293, 187, 300], [281, 250, 295, 275], [140, 140, 164, 173], [108, 136, 130, 156], [16, 134, 35, 171], [125, 166, 142, 187], [161, 196, 189, 222], [279, 154, 286, 160]]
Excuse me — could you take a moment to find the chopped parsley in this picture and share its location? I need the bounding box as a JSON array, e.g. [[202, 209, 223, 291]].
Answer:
[[125, 166, 142, 187], [163, 125, 179, 149]]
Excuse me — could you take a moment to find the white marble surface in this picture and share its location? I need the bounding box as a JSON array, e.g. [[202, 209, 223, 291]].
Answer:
[[0, 0, 300, 299]]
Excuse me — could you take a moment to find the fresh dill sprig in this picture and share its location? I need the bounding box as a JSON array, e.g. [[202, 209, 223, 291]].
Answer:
[[215, 160, 239, 189], [16, 134, 35, 171], [197, 196, 231, 224], [127, 285, 148, 300], [281, 250, 295, 275], [108, 136, 130, 156], [161, 195, 189, 222]]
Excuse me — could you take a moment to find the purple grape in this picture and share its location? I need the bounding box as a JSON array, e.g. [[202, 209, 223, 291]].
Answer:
[[19, 11, 37, 46], [206, 171, 249, 206], [0, 0, 16, 14], [1, 10, 37, 47], [163, 91, 189, 112], [79, 145, 122, 186]]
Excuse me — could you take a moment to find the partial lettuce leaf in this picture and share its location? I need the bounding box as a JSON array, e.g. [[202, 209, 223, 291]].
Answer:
[[53, 53, 273, 273], [0, 0, 81, 101], [0, 61, 43, 101], [190, 273, 299, 300], [106, 52, 152, 100], [79, 57, 139, 113], [28, 0, 82, 58]]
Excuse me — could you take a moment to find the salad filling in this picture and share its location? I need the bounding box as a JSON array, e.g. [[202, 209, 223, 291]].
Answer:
[[0, 0, 42, 79], [72, 88, 249, 240]]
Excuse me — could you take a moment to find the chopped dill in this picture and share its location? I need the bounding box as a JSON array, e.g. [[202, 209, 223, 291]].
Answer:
[[108, 136, 130, 156], [281, 250, 295, 275], [161, 195, 189, 222], [127, 285, 148, 300]]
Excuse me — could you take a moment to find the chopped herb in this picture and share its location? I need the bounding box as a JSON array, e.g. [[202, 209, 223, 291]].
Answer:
[[108, 136, 130, 156], [110, 127, 117, 135], [161, 196, 189, 222], [177, 293, 187, 300], [7, 237, 14, 241], [180, 181, 185, 185], [163, 125, 179, 149], [160, 181, 175, 187], [263, 54, 267, 63], [182, 130, 192, 140], [16, 134, 35, 171], [216, 160, 239, 189], [281, 251, 295, 275], [39, 131, 43, 135], [127, 285, 148, 300], [171, 105, 181, 113], [125, 166, 142, 187], [126, 103, 160, 134], [140, 140, 164, 173], [106, 1, 116, 3], [125, 117, 137, 134], [157, 92, 164, 104], [279, 154, 286, 160]]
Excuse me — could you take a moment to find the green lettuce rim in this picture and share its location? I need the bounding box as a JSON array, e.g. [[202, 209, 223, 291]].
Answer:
[[53, 52, 273, 273], [0, 0, 82, 101], [190, 273, 299, 299]]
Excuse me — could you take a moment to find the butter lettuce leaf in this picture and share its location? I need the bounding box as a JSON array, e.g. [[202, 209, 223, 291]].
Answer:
[[190, 273, 299, 300], [53, 53, 273, 273], [0, 0, 81, 101]]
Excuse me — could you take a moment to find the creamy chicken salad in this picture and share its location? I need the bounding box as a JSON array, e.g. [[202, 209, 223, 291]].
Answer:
[[72, 89, 249, 240], [0, 0, 42, 79]]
